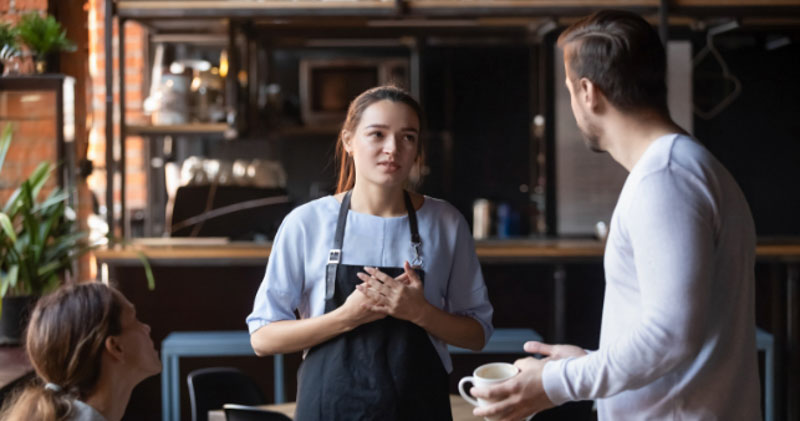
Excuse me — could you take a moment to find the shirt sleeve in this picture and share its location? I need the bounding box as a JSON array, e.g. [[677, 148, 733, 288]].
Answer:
[[542, 166, 716, 404], [246, 210, 307, 333], [445, 213, 494, 347]]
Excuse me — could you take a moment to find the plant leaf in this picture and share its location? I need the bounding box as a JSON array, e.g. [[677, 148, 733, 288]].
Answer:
[[34, 189, 68, 213], [0, 212, 17, 243], [36, 260, 61, 278], [28, 161, 52, 200], [42, 231, 87, 263], [3, 186, 22, 216], [17, 12, 75, 56], [135, 251, 156, 291], [0, 212, 16, 244], [0, 124, 13, 174], [3, 265, 19, 295], [0, 272, 7, 297]]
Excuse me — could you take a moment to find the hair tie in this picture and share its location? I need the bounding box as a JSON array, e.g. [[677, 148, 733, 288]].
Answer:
[[44, 382, 63, 393]]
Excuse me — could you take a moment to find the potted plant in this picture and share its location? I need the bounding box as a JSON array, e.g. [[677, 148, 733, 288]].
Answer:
[[15, 12, 75, 74], [0, 124, 90, 344], [0, 22, 21, 76]]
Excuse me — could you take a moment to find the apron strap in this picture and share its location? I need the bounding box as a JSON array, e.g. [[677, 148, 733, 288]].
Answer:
[[331, 190, 352, 257], [403, 191, 423, 267], [326, 190, 422, 299], [325, 191, 352, 299]]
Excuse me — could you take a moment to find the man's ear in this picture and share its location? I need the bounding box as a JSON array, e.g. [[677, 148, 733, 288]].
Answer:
[[580, 78, 605, 113], [104, 336, 124, 362]]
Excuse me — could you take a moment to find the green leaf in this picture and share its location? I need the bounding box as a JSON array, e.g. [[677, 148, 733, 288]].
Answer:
[[0, 124, 13, 174], [0, 212, 16, 244], [0, 22, 17, 50], [42, 274, 60, 294], [0, 115, 93, 298], [28, 161, 52, 200], [16, 12, 75, 57], [42, 231, 88, 263], [135, 251, 156, 291], [4, 265, 19, 295], [0, 272, 7, 297], [35, 190, 68, 213], [3, 186, 22, 216], [36, 260, 61, 278]]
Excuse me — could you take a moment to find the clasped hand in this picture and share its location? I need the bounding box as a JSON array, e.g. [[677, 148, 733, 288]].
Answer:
[[355, 261, 429, 323]]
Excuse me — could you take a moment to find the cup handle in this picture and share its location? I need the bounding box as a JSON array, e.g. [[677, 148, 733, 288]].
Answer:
[[458, 376, 480, 406]]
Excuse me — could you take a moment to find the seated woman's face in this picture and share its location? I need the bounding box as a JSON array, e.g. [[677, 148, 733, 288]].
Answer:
[[114, 295, 162, 379], [345, 99, 420, 188]]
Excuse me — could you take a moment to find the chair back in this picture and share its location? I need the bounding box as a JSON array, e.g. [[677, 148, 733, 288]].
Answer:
[[187, 367, 267, 421], [223, 404, 293, 421]]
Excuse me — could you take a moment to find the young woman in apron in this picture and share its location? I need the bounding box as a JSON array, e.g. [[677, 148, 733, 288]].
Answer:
[[247, 85, 494, 420]]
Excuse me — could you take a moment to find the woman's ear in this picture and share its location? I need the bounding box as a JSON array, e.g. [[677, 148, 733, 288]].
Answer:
[[104, 336, 124, 362], [341, 130, 353, 156]]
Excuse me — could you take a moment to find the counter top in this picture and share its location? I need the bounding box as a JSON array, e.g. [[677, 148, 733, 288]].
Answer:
[[93, 237, 800, 266], [0, 346, 32, 392]]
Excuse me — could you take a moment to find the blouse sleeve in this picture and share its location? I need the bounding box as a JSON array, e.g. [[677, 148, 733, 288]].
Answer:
[[246, 210, 307, 333], [444, 213, 494, 347]]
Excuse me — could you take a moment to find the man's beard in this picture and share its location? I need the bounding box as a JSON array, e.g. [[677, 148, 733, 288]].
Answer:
[[580, 121, 604, 153]]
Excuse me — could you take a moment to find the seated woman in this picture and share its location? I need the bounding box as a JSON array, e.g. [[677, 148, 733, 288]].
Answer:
[[0, 282, 161, 421], [247, 85, 494, 420]]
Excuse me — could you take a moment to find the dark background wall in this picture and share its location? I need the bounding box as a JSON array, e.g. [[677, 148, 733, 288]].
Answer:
[[692, 30, 800, 236]]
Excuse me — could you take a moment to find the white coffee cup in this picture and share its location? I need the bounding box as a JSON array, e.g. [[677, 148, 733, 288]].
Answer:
[[458, 362, 519, 410]]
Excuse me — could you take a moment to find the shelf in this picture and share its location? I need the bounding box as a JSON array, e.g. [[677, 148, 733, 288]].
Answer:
[[125, 123, 231, 137], [117, 0, 398, 19], [116, 0, 800, 21]]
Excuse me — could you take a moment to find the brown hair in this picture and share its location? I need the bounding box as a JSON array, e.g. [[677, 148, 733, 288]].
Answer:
[[0, 283, 123, 421], [557, 10, 668, 113], [335, 85, 425, 194]]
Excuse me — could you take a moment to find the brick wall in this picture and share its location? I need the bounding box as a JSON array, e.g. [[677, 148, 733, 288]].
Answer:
[[0, 0, 147, 222], [0, 2, 55, 204], [0, 0, 48, 23], [86, 0, 147, 231], [0, 90, 59, 204]]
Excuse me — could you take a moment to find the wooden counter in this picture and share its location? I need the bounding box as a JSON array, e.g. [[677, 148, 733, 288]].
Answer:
[[94, 237, 800, 266], [94, 237, 800, 421]]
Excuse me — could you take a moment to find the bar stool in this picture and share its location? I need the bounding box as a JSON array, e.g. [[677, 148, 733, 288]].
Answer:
[[756, 327, 774, 421]]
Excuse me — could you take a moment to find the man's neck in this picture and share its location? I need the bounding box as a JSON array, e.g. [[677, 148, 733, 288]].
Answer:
[[602, 108, 686, 172]]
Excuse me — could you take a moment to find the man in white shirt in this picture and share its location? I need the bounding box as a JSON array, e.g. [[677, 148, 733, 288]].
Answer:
[[472, 10, 761, 421]]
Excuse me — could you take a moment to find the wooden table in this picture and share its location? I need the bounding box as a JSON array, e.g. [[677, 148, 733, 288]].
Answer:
[[208, 395, 482, 421], [0, 346, 33, 402]]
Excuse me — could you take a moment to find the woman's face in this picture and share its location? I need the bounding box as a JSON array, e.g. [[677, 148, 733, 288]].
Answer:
[[343, 99, 420, 189], [113, 296, 161, 379]]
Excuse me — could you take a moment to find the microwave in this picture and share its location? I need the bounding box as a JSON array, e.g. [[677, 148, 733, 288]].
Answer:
[[299, 57, 409, 126]]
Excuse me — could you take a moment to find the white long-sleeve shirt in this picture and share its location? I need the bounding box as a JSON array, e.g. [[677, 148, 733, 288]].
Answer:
[[542, 134, 761, 420]]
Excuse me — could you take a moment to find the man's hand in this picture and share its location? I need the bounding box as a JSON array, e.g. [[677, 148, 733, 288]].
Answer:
[[524, 341, 587, 361], [471, 356, 554, 421]]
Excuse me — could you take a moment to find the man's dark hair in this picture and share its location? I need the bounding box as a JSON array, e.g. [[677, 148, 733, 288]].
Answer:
[[558, 10, 668, 113]]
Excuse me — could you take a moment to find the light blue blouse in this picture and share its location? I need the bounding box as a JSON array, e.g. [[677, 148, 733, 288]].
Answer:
[[246, 195, 494, 372]]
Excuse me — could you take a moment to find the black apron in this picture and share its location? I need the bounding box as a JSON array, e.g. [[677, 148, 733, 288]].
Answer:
[[295, 190, 451, 421]]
